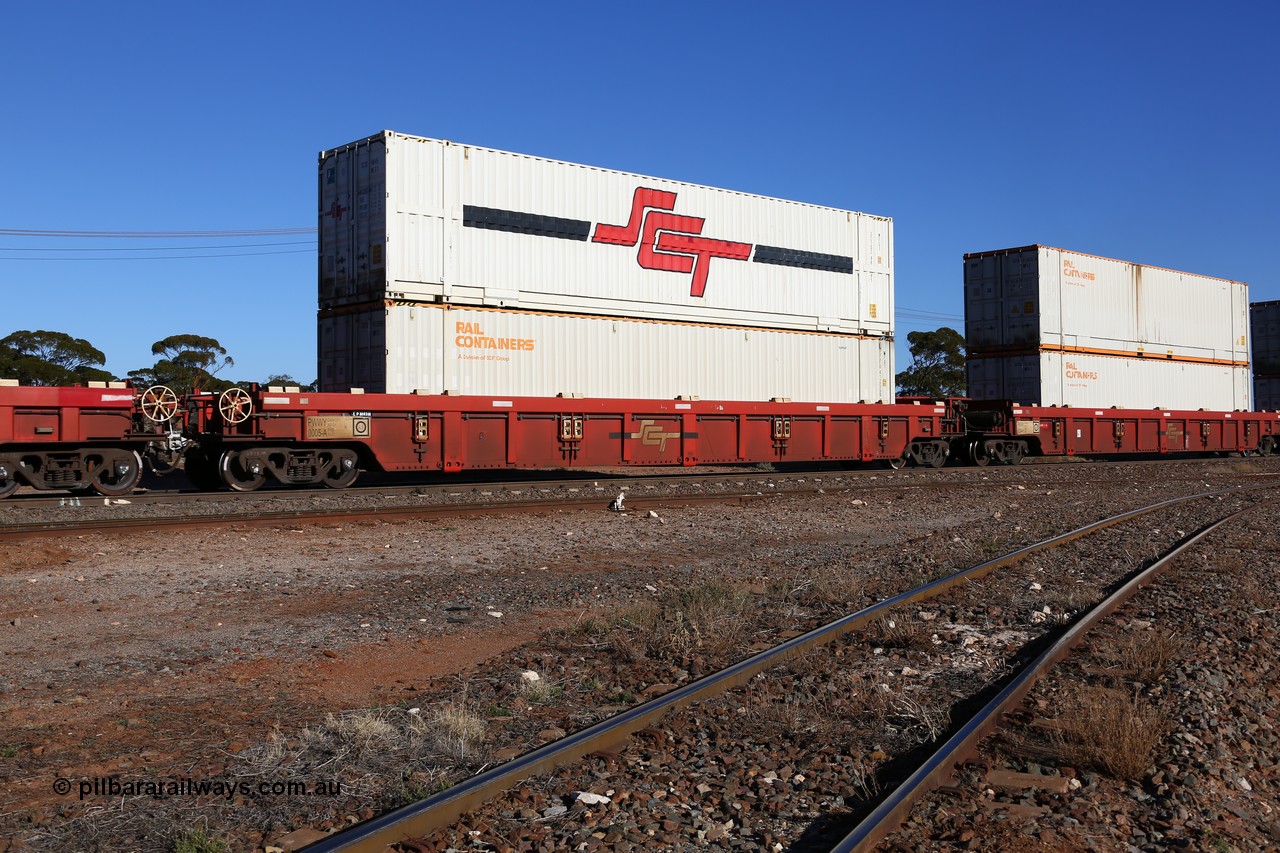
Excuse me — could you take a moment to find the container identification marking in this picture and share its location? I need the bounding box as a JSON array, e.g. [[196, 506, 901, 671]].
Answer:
[[1062, 258, 1096, 286], [307, 416, 370, 439], [454, 322, 535, 352]]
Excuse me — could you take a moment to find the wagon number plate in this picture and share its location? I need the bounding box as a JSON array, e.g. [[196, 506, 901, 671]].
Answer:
[[307, 415, 371, 439]]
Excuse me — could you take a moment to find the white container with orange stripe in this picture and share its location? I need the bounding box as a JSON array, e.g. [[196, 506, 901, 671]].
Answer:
[[319, 303, 894, 403], [964, 245, 1250, 409]]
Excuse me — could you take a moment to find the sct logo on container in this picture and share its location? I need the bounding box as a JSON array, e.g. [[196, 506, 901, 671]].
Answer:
[[592, 188, 753, 298], [463, 185, 857, 302]]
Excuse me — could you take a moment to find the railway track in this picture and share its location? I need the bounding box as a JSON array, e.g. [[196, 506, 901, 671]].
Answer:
[[4, 458, 1274, 540], [292, 480, 1279, 852]]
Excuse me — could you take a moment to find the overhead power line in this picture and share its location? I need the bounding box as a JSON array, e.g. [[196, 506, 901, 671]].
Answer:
[[0, 240, 315, 252], [0, 227, 316, 238], [2, 249, 315, 261]]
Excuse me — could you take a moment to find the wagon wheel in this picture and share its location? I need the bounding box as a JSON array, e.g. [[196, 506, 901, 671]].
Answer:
[[1004, 441, 1026, 465], [218, 388, 253, 424], [219, 450, 266, 492], [969, 439, 992, 467], [0, 468, 17, 499], [139, 385, 179, 423], [886, 456, 909, 470], [924, 441, 949, 468], [321, 450, 360, 490], [90, 451, 143, 497]]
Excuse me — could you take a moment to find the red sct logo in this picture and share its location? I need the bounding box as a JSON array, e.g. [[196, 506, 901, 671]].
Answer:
[[593, 187, 752, 298]]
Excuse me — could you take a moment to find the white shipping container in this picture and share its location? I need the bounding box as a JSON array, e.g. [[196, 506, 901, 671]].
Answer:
[[964, 246, 1249, 363], [1250, 301, 1280, 376], [319, 131, 893, 336], [319, 304, 893, 403], [967, 352, 1252, 411]]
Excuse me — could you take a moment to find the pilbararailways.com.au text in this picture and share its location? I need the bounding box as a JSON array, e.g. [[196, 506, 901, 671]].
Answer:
[[53, 775, 343, 801]]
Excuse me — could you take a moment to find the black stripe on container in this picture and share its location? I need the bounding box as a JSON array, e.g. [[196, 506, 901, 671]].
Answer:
[[753, 245, 854, 274], [463, 205, 591, 241]]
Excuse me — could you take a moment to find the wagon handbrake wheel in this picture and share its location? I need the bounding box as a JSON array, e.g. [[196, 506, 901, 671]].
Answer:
[[139, 385, 179, 423], [218, 388, 253, 424]]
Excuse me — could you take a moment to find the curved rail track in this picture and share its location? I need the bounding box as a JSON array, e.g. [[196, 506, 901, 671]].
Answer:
[[293, 480, 1280, 853], [833, 496, 1278, 852]]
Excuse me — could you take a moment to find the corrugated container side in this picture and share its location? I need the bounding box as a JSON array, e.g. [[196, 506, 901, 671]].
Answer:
[[1255, 374, 1280, 411], [1251, 301, 1280, 376], [318, 309, 387, 393], [968, 351, 1250, 410], [965, 246, 1248, 358], [320, 131, 893, 337], [964, 245, 1249, 409], [321, 304, 893, 403]]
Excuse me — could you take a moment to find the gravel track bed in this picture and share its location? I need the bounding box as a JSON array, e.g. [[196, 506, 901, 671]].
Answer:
[[384, 491, 1274, 852], [880, 501, 1280, 852], [0, 457, 1261, 526], [0, 457, 1277, 852]]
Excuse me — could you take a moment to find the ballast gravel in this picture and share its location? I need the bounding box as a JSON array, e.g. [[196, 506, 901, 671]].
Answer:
[[0, 456, 1276, 852]]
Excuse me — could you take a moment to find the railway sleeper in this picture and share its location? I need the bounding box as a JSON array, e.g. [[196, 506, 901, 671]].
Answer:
[[216, 446, 360, 492]]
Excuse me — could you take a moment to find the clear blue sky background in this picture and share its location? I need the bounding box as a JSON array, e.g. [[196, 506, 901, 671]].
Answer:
[[3, 1, 1276, 385]]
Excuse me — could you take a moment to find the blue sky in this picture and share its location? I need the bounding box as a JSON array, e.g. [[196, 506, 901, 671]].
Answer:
[[3, 1, 1276, 384]]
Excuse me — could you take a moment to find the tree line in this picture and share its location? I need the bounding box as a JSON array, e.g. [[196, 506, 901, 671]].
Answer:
[[0, 330, 315, 392]]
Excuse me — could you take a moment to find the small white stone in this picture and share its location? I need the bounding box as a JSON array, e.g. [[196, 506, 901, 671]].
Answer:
[[487, 611, 503, 618], [648, 510, 659, 518], [1068, 777, 1082, 790], [407, 707, 421, 715], [1028, 582, 1042, 591], [576, 791, 612, 805], [901, 666, 920, 676], [1239, 777, 1253, 792], [520, 670, 541, 684]]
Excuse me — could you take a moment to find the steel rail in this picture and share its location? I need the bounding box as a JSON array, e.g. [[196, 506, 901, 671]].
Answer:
[[5, 454, 1272, 510], [297, 480, 1280, 853], [831, 496, 1278, 853], [0, 491, 789, 540]]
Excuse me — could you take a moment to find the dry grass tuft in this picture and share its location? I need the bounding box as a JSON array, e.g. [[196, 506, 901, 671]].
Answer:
[[867, 614, 932, 650], [1051, 685, 1169, 780], [559, 583, 760, 664], [517, 676, 563, 705], [431, 702, 488, 761], [1036, 582, 1102, 616], [1108, 631, 1186, 684]]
